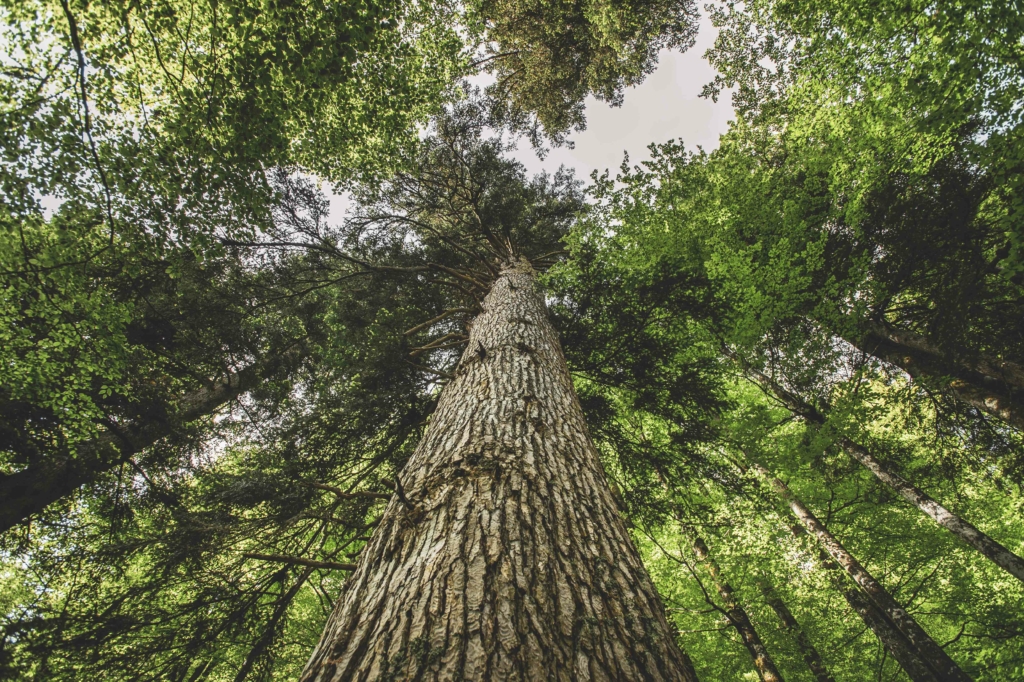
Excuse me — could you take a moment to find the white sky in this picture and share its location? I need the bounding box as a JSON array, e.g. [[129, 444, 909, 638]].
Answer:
[[508, 20, 734, 180], [327, 17, 733, 222]]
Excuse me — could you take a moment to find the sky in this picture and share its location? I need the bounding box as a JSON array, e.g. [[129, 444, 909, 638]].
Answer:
[[326, 17, 734, 222], [507, 21, 734, 181]]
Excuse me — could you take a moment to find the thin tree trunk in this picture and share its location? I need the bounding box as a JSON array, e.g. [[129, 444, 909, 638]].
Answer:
[[0, 352, 293, 534], [739, 360, 1024, 585], [780, 518, 938, 682], [756, 581, 834, 682], [750, 464, 971, 682], [691, 536, 785, 682], [841, 584, 940, 682], [839, 318, 1023, 430], [839, 439, 1024, 584], [739, 452, 940, 682], [301, 260, 697, 681]]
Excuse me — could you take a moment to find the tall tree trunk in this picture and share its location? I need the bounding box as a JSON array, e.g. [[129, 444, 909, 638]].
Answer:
[[750, 464, 972, 682], [756, 581, 834, 682], [738, 450, 940, 682], [301, 260, 697, 681], [838, 318, 1023, 430], [780, 518, 939, 682], [739, 359, 1024, 585], [690, 536, 785, 682]]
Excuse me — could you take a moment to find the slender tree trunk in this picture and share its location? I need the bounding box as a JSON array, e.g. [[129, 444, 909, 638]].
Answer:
[[757, 581, 834, 682], [301, 260, 697, 681], [769, 503, 939, 682], [0, 365, 260, 534], [839, 319, 1023, 430], [841, 584, 940, 682], [738, 359, 1024, 585], [690, 537, 785, 682], [750, 464, 972, 682], [839, 439, 1024, 584]]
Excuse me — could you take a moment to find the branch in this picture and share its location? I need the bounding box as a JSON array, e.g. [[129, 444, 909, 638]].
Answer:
[[468, 50, 520, 69], [405, 360, 455, 380], [404, 308, 476, 336], [409, 332, 469, 357], [60, 0, 115, 245], [428, 263, 489, 290], [301, 481, 392, 501], [242, 553, 356, 571]]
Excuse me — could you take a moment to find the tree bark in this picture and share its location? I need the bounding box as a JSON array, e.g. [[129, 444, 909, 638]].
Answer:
[[0, 351, 296, 534], [751, 464, 972, 682], [757, 581, 834, 682], [761, 480, 940, 681], [777, 516, 939, 682], [839, 318, 1024, 430], [839, 439, 1024, 585], [841, 584, 940, 682], [690, 537, 785, 682], [740, 360, 1024, 585], [301, 260, 698, 681]]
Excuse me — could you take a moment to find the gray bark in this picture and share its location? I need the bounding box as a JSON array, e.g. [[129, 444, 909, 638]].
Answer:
[[691, 537, 785, 682], [841, 584, 940, 682], [757, 581, 834, 682], [301, 260, 697, 681], [0, 354, 290, 534], [778, 516, 938, 682], [751, 464, 972, 682], [737, 451, 940, 682], [840, 319, 1023, 430], [840, 439, 1024, 584], [740, 360, 1024, 586]]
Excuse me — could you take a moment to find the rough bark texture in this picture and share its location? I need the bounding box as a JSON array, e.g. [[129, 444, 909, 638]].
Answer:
[[301, 260, 697, 682], [840, 319, 1024, 430], [757, 582, 834, 682], [740, 360, 1024, 586], [691, 537, 784, 682], [0, 357, 282, 534], [752, 464, 971, 682]]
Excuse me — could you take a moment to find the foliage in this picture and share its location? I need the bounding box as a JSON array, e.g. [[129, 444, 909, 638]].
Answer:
[[468, 0, 699, 139], [3, 0, 1024, 680]]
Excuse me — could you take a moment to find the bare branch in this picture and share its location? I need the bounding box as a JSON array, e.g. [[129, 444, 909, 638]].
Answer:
[[242, 553, 357, 571]]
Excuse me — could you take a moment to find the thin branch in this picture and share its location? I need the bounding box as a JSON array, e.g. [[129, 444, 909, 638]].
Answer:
[[468, 50, 520, 70], [301, 481, 392, 501], [429, 262, 489, 290], [410, 339, 469, 357], [405, 360, 455, 380], [60, 0, 115, 245], [404, 308, 476, 336], [242, 553, 357, 571]]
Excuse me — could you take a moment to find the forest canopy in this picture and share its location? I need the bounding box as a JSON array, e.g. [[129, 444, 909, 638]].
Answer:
[[1, 0, 1022, 680]]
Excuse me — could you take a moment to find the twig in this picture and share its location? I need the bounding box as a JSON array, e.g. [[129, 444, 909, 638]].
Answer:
[[242, 553, 356, 571], [404, 308, 476, 336], [301, 481, 391, 501]]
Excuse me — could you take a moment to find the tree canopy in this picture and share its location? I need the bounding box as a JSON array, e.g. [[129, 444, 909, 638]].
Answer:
[[2, 0, 1023, 680]]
